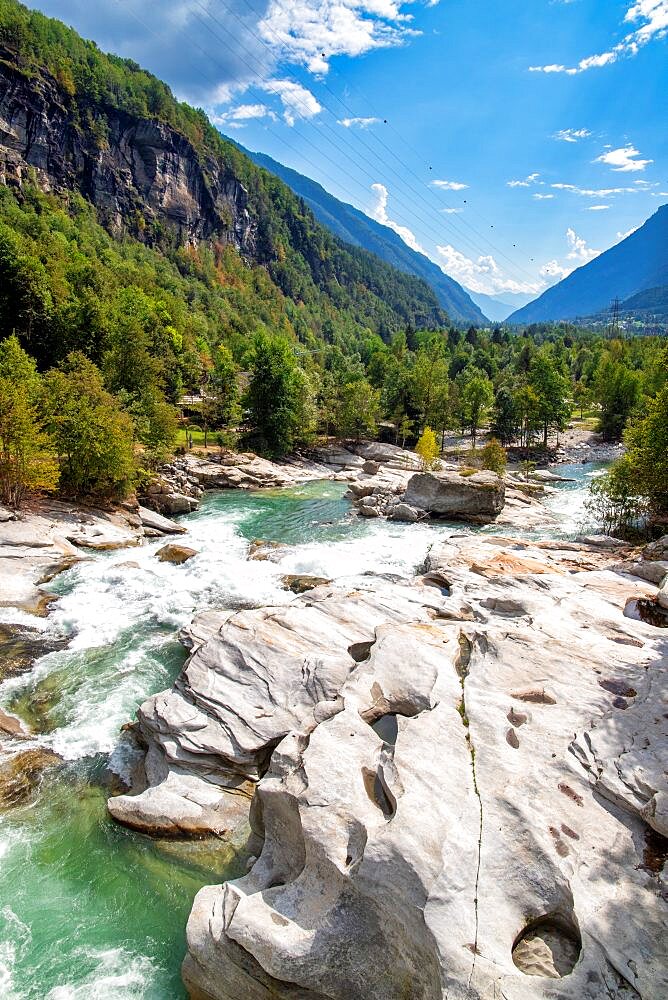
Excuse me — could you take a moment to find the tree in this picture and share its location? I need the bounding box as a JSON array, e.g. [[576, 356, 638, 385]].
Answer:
[[594, 356, 641, 441], [201, 345, 241, 447], [44, 353, 135, 498], [529, 350, 570, 448], [415, 426, 440, 470], [458, 368, 494, 448], [479, 438, 507, 476], [623, 383, 668, 515], [0, 335, 58, 508], [335, 379, 381, 441], [491, 385, 518, 445], [514, 384, 541, 450], [573, 380, 592, 420], [245, 332, 314, 456]]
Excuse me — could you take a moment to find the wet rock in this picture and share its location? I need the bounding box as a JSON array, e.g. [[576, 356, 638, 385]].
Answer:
[[247, 540, 288, 562], [138, 506, 188, 535], [281, 575, 331, 594], [404, 470, 505, 521], [0, 709, 27, 739], [156, 544, 199, 564], [389, 502, 423, 523], [0, 748, 61, 810]]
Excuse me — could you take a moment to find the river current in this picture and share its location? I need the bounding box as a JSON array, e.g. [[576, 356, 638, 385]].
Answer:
[[0, 464, 605, 999]]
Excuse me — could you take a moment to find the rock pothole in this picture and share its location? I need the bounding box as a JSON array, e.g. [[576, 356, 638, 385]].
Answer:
[[512, 917, 581, 979]]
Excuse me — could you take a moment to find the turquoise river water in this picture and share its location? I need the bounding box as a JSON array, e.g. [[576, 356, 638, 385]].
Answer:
[[0, 465, 604, 998]]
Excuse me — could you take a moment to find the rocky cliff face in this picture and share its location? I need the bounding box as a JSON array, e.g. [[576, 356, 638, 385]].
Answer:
[[0, 54, 254, 249]]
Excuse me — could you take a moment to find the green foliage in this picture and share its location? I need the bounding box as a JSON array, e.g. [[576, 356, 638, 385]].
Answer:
[[415, 426, 440, 470], [335, 379, 381, 441], [594, 354, 642, 441], [479, 438, 507, 476], [458, 368, 494, 448], [585, 458, 649, 538], [528, 348, 570, 447], [0, 335, 58, 507], [245, 333, 315, 456], [44, 353, 135, 498], [623, 381, 668, 514]]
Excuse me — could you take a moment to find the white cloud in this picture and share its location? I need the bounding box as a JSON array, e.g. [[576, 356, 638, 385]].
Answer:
[[554, 128, 591, 142], [369, 183, 424, 253], [533, 193, 555, 200], [551, 183, 637, 197], [586, 204, 611, 210], [258, 79, 322, 125], [436, 245, 541, 295], [540, 260, 571, 282], [507, 173, 542, 188], [259, 0, 423, 76], [566, 227, 601, 262], [441, 207, 463, 214], [617, 226, 639, 239], [529, 0, 668, 74], [594, 145, 653, 172], [337, 116, 380, 128], [211, 103, 278, 129], [431, 179, 469, 191]]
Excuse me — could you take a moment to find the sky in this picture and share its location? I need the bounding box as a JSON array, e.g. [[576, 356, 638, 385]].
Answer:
[[31, 0, 668, 301]]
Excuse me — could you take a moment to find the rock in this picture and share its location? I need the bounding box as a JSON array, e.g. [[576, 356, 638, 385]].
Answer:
[[531, 469, 576, 483], [156, 544, 199, 564], [152, 492, 199, 516], [358, 503, 381, 518], [404, 470, 505, 521], [657, 577, 668, 610], [643, 535, 668, 561], [281, 575, 332, 594], [247, 540, 288, 562], [0, 748, 61, 810], [349, 441, 422, 470], [389, 502, 423, 523], [576, 534, 627, 549], [621, 560, 668, 585], [0, 708, 27, 739], [138, 506, 187, 535], [106, 533, 666, 1000], [362, 460, 380, 474], [308, 445, 363, 470]]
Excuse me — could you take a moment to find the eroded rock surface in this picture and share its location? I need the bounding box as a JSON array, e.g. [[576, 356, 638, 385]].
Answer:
[[109, 534, 667, 999], [405, 470, 505, 521]]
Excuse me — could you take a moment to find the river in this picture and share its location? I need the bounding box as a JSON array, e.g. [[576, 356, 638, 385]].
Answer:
[[0, 464, 606, 999]]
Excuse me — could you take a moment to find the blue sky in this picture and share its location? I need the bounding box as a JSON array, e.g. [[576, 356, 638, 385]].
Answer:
[[33, 1, 668, 299]]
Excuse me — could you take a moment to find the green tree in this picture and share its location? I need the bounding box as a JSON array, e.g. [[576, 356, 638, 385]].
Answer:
[[415, 426, 440, 470], [0, 335, 58, 507], [44, 353, 135, 497], [491, 385, 518, 445], [529, 349, 570, 448], [335, 379, 381, 441], [245, 332, 314, 456], [623, 384, 668, 515], [458, 368, 494, 449], [573, 380, 592, 420], [479, 438, 507, 476], [594, 356, 642, 441]]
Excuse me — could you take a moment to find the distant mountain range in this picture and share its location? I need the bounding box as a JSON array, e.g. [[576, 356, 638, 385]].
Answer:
[[466, 290, 537, 323], [239, 145, 488, 327], [508, 204, 668, 324]]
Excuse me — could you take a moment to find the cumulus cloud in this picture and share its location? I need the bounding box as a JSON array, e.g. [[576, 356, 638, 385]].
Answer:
[[530, 0, 668, 74], [507, 173, 542, 188], [431, 179, 469, 191], [211, 103, 278, 128], [540, 260, 571, 282], [258, 79, 322, 124], [594, 145, 653, 172], [337, 117, 380, 128], [436, 245, 541, 295], [554, 128, 592, 142], [258, 0, 425, 75], [369, 183, 424, 253], [566, 227, 601, 262]]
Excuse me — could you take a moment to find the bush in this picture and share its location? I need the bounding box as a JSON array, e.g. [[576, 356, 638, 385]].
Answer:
[[479, 438, 507, 476], [415, 427, 440, 470]]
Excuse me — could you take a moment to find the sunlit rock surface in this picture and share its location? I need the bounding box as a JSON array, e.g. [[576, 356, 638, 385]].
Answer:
[[108, 531, 667, 999]]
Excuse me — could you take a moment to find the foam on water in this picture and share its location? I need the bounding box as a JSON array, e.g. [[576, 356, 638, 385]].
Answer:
[[0, 907, 32, 1000], [44, 947, 158, 1000]]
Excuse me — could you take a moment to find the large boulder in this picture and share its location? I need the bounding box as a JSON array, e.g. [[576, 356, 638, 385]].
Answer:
[[177, 536, 666, 1000], [156, 543, 199, 564], [658, 576, 668, 610], [404, 470, 505, 520]]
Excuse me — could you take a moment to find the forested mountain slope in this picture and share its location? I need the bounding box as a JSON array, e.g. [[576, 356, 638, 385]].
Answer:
[[241, 145, 488, 326], [508, 205, 668, 324], [0, 0, 449, 375]]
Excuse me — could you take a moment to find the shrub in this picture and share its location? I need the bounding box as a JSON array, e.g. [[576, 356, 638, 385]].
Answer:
[[479, 438, 507, 476]]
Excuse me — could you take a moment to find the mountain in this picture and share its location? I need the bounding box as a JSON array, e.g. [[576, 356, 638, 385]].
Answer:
[[620, 285, 668, 317], [0, 0, 449, 363], [466, 289, 537, 323], [507, 205, 668, 324], [238, 145, 488, 327]]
